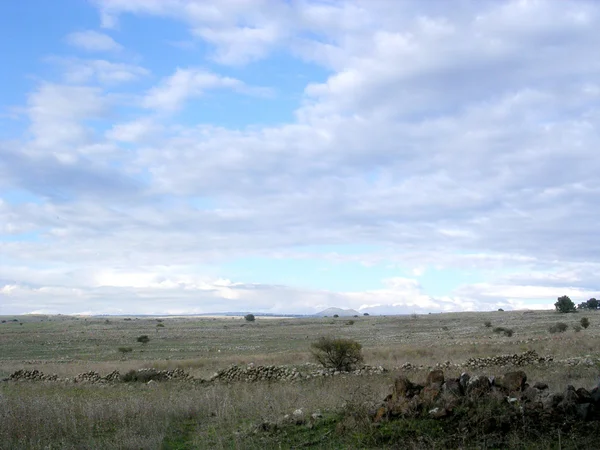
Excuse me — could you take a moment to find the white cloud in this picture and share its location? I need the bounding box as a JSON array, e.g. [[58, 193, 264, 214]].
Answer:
[[51, 58, 149, 84], [66, 30, 123, 52], [105, 118, 161, 143], [143, 68, 269, 111], [4, 0, 600, 314], [26, 83, 109, 148]]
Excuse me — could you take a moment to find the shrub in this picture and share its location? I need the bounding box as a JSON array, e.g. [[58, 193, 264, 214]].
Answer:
[[156, 323, 165, 328], [497, 308, 504, 312], [333, 314, 339, 318], [137, 335, 150, 344], [244, 314, 255, 322], [311, 336, 364, 371], [363, 313, 369, 316], [118, 347, 133, 357], [493, 327, 514, 337], [580, 317, 590, 329], [548, 322, 568, 333], [121, 369, 165, 383], [555, 295, 576, 313], [346, 320, 355, 325], [573, 325, 582, 332], [484, 321, 492, 328]]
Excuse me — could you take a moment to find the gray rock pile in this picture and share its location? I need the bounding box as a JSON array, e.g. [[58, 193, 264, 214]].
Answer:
[[209, 363, 386, 383], [8, 369, 58, 382], [372, 368, 600, 422], [464, 350, 552, 369], [210, 364, 302, 382]]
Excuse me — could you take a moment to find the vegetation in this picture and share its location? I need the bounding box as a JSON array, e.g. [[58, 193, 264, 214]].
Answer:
[[117, 346, 133, 357], [548, 322, 568, 333], [581, 317, 590, 329], [244, 314, 256, 322], [483, 320, 492, 328], [555, 295, 576, 313], [578, 298, 599, 310], [311, 336, 363, 371], [492, 326, 514, 337], [136, 335, 150, 344], [2, 311, 600, 449]]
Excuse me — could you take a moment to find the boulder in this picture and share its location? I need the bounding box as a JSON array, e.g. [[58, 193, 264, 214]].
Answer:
[[426, 369, 444, 387], [495, 371, 527, 393]]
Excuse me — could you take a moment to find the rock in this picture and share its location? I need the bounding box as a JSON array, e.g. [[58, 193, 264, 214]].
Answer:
[[443, 378, 463, 397], [576, 403, 593, 420], [426, 369, 444, 386], [496, 371, 527, 393], [459, 372, 470, 391], [428, 407, 448, 418], [521, 386, 539, 403], [393, 376, 415, 398], [467, 375, 491, 397], [576, 388, 592, 403], [421, 385, 442, 404]]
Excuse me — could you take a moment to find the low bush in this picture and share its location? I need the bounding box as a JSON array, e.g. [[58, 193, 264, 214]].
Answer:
[[484, 321, 492, 328], [580, 317, 590, 329], [137, 335, 150, 344], [492, 327, 514, 337], [311, 336, 363, 371], [548, 322, 568, 333], [244, 314, 255, 322], [573, 325, 582, 332]]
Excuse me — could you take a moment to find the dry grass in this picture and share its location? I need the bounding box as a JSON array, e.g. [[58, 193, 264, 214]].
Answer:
[[1, 309, 599, 449]]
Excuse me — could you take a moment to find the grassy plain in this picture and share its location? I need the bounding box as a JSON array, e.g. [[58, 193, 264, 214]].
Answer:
[[1, 310, 599, 449]]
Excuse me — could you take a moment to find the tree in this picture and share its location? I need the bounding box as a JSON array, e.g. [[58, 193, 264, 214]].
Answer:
[[311, 336, 363, 371], [137, 335, 150, 344], [555, 295, 576, 313], [244, 314, 255, 322], [587, 298, 599, 310]]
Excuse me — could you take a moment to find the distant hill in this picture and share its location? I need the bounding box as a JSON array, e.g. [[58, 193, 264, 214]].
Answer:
[[315, 307, 361, 317]]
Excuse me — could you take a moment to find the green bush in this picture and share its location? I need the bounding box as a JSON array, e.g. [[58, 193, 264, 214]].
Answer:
[[346, 320, 355, 325], [244, 314, 255, 322], [484, 321, 492, 328], [573, 325, 582, 332], [311, 337, 363, 371], [555, 295, 576, 313], [580, 317, 590, 329], [137, 335, 150, 344], [548, 322, 568, 333], [492, 326, 513, 337]]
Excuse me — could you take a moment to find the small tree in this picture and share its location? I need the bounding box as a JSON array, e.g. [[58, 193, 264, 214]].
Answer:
[[311, 337, 363, 371], [587, 298, 599, 310], [333, 314, 339, 318], [137, 335, 150, 344], [363, 313, 369, 316], [244, 314, 255, 322], [580, 317, 590, 329], [555, 296, 576, 313]]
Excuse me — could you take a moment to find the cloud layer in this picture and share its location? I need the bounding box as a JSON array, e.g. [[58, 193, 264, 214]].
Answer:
[[2, 1, 600, 314]]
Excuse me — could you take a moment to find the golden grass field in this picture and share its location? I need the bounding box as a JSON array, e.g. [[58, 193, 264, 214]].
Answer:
[[1, 309, 599, 449]]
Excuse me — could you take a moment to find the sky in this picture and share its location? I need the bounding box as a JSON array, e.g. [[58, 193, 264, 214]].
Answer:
[[1, 0, 600, 316]]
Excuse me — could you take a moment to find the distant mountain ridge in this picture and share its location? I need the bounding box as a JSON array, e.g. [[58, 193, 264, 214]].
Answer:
[[315, 307, 361, 317]]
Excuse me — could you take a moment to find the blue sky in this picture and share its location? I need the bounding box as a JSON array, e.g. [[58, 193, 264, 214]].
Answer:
[[2, 0, 600, 315]]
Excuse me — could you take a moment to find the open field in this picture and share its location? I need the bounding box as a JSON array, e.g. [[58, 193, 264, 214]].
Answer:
[[1, 310, 600, 449]]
